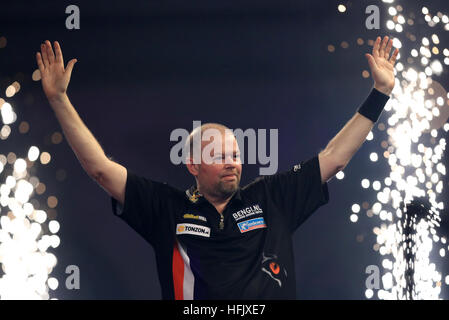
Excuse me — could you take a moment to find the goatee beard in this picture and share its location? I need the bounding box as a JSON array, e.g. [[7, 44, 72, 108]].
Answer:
[[217, 179, 239, 198]]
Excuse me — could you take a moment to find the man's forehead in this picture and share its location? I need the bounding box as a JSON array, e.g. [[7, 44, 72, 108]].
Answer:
[[200, 130, 239, 150]]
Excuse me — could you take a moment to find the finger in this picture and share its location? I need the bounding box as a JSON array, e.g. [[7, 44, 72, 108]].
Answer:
[[384, 39, 393, 59], [45, 40, 55, 64], [36, 52, 45, 73], [389, 48, 399, 65], [379, 36, 389, 57], [372, 37, 381, 58], [41, 43, 50, 67], [365, 53, 377, 71], [54, 41, 64, 64], [65, 58, 77, 78]]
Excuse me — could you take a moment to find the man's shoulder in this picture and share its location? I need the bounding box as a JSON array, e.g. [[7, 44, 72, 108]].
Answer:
[[240, 174, 272, 197], [240, 158, 313, 195], [127, 171, 186, 200]]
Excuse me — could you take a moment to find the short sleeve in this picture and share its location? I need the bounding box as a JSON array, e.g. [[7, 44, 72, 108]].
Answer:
[[256, 155, 329, 231], [111, 169, 177, 246]]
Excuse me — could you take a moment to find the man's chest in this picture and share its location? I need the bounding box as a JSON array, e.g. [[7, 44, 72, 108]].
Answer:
[[175, 200, 268, 242]]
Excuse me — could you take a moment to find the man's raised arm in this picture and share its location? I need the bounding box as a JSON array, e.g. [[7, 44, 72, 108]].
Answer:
[[36, 40, 127, 204], [318, 36, 399, 184]]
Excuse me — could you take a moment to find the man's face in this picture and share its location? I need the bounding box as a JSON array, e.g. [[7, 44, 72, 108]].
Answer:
[[192, 130, 242, 199]]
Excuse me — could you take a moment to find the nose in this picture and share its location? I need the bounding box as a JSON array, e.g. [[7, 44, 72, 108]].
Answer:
[[224, 162, 236, 171], [224, 154, 240, 166]]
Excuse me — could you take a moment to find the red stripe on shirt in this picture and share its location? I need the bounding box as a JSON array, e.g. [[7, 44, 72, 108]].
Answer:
[[172, 242, 184, 300]]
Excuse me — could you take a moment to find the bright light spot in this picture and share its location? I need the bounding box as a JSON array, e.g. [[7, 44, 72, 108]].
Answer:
[[0, 125, 11, 139], [5, 85, 16, 98], [373, 181, 381, 191], [362, 179, 370, 188], [336, 171, 345, 180], [13, 158, 27, 174], [47, 277, 59, 290], [431, 34, 440, 44], [365, 289, 374, 299], [1, 103, 16, 125], [50, 235, 60, 248], [395, 24, 403, 33], [372, 202, 382, 214], [352, 204, 361, 213], [28, 146, 40, 162], [34, 210, 47, 224], [15, 180, 33, 203], [387, 20, 395, 30], [6, 175, 16, 188], [431, 129, 438, 138], [392, 38, 402, 49], [48, 220, 60, 234], [388, 7, 397, 16], [40, 152, 51, 165], [405, 68, 418, 82], [337, 4, 346, 13], [382, 272, 393, 290], [430, 60, 443, 75]]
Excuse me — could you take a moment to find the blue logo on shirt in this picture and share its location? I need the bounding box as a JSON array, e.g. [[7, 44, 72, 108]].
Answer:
[[237, 217, 267, 233]]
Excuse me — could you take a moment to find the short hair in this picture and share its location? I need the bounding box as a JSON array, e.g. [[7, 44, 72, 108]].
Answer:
[[185, 123, 233, 163]]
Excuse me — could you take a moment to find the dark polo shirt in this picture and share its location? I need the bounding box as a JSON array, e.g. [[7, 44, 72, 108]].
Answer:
[[111, 155, 329, 299]]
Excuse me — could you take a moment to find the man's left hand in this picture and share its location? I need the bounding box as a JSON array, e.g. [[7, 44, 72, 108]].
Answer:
[[365, 36, 399, 96]]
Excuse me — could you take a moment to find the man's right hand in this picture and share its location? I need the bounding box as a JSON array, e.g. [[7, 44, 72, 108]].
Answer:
[[36, 40, 77, 104], [35, 40, 127, 205]]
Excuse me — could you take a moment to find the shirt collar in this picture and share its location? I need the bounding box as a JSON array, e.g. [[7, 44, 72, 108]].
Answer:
[[185, 185, 206, 204], [232, 188, 243, 203], [185, 185, 243, 205]]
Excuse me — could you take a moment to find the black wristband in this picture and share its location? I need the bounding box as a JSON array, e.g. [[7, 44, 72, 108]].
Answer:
[[357, 88, 390, 123]]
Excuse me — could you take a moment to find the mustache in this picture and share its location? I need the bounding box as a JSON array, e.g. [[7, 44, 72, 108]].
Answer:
[[220, 172, 239, 178]]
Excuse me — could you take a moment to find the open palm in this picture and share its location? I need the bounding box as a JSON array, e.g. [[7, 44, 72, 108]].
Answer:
[[36, 40, 77, 102], [365, 36, 399, 96]]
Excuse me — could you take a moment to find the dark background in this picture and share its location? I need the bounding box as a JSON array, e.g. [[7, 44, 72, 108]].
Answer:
[[0, 0, 448, 299]]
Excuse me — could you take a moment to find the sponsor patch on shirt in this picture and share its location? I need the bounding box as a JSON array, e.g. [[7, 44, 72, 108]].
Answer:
[[183, 213, 207, 222], [237, 217, 267, 233], [176, 223, 211, 238], [232, 204, 263, 221]]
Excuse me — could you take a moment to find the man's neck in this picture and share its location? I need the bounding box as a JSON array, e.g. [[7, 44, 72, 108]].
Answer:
[[201, 190, 233, 215]]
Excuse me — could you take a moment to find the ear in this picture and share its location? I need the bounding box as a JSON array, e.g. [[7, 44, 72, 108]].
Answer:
[[186, 158, 200, 177]]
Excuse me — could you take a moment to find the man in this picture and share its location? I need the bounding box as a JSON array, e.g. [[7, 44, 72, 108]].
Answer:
[[36, 36, 398, 299]]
